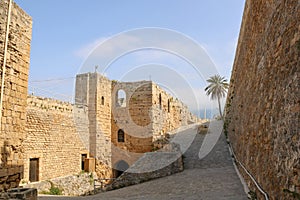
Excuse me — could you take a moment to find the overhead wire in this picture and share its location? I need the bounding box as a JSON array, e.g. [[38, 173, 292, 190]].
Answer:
[[28, 77, 77, 103]]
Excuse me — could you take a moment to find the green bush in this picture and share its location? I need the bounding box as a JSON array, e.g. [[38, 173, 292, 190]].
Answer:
[[49, 186, 63, 195]]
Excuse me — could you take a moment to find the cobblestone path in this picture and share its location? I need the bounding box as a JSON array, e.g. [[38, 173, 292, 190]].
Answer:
[[39, 121, 248, 200]]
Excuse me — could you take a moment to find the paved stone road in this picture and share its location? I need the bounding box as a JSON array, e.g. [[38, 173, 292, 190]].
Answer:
[[39, 121, 248, 200]]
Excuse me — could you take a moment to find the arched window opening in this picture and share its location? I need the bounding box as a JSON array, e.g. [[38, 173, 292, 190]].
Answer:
[[118, 129, 125, 142], [101, 96, 105, 105], [117, 89, 126, 107], [168, 99, 170, 113], [159, 93, 162, 109]]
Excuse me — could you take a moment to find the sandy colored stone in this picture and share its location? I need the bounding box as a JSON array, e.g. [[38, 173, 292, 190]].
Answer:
[[0, 0, 32, 191], [225, 0, 300, 199]]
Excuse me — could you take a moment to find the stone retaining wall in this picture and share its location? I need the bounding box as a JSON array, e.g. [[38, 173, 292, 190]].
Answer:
[[22, 172, 96, 196], [108, 143, 183, 190]]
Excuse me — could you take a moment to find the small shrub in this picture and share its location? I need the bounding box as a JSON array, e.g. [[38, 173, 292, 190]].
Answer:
[[43, 181, 63, 195], [152, 146, 159, 152], [49, 186, 63, 195], [89, 173, 94, 185]]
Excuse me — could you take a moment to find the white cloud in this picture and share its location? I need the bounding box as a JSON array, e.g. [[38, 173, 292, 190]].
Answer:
[[76, 29, 218, 76], [74, 37, 108, 59], [132, 50, 173, 63]]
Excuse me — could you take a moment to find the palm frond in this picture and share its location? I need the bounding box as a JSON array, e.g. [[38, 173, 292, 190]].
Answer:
[[205, 74, 229, 100]]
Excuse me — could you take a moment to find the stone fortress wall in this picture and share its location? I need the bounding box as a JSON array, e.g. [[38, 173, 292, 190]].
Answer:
[[225, 0, 300, 199], [0, 0, 32, 191], [151, 82, 198, 141]]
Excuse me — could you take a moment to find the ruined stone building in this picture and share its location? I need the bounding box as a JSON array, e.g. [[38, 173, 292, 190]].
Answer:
[[74, 73, 198, 179], [23, 73, 198, 184], [21, 73, 198, 185], [0, 0, 198, 190]]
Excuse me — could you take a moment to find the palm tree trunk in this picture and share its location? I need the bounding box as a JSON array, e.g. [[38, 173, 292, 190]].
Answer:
[[218, 97, 223, 120]]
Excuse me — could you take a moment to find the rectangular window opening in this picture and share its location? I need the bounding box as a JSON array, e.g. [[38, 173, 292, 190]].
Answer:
[[81, 154, 87, 171]]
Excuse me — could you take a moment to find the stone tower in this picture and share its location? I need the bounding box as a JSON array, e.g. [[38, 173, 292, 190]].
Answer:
[[75, 72, 113, 178]]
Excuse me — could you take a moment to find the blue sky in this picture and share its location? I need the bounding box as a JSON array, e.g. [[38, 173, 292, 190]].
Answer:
[[14, 0, 245, 117]]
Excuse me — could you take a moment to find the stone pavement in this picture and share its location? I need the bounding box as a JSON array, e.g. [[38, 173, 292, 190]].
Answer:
[[39, 121, 248, 200]]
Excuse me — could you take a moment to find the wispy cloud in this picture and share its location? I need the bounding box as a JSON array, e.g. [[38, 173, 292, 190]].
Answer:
[[73, 28, 222, 114], [75, 34, 142, 60], [74, 37, 108, 59]]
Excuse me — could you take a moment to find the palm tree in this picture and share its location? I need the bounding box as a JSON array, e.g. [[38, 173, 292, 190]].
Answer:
[[205, 75, 229, 120]]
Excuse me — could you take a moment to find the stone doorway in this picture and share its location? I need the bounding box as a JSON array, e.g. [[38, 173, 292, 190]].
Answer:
[[114, 160, 129, 178], [29, 158, 39, 182]]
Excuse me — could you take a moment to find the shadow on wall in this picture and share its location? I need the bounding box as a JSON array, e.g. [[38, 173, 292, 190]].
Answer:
[[0, 140, 24, 191], [1, 141, 11, 166], [113, 160, 129, 178]]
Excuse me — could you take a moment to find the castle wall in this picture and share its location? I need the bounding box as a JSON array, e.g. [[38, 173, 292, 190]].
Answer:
[[111, 80, 199, 169], [111, 81, 153, 153], [111, 81, 153, 169], [23, 96, 89, 182], [151, 83, 198, 141], [0, 0, 32, 191], [225, 0, 300, 199]]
